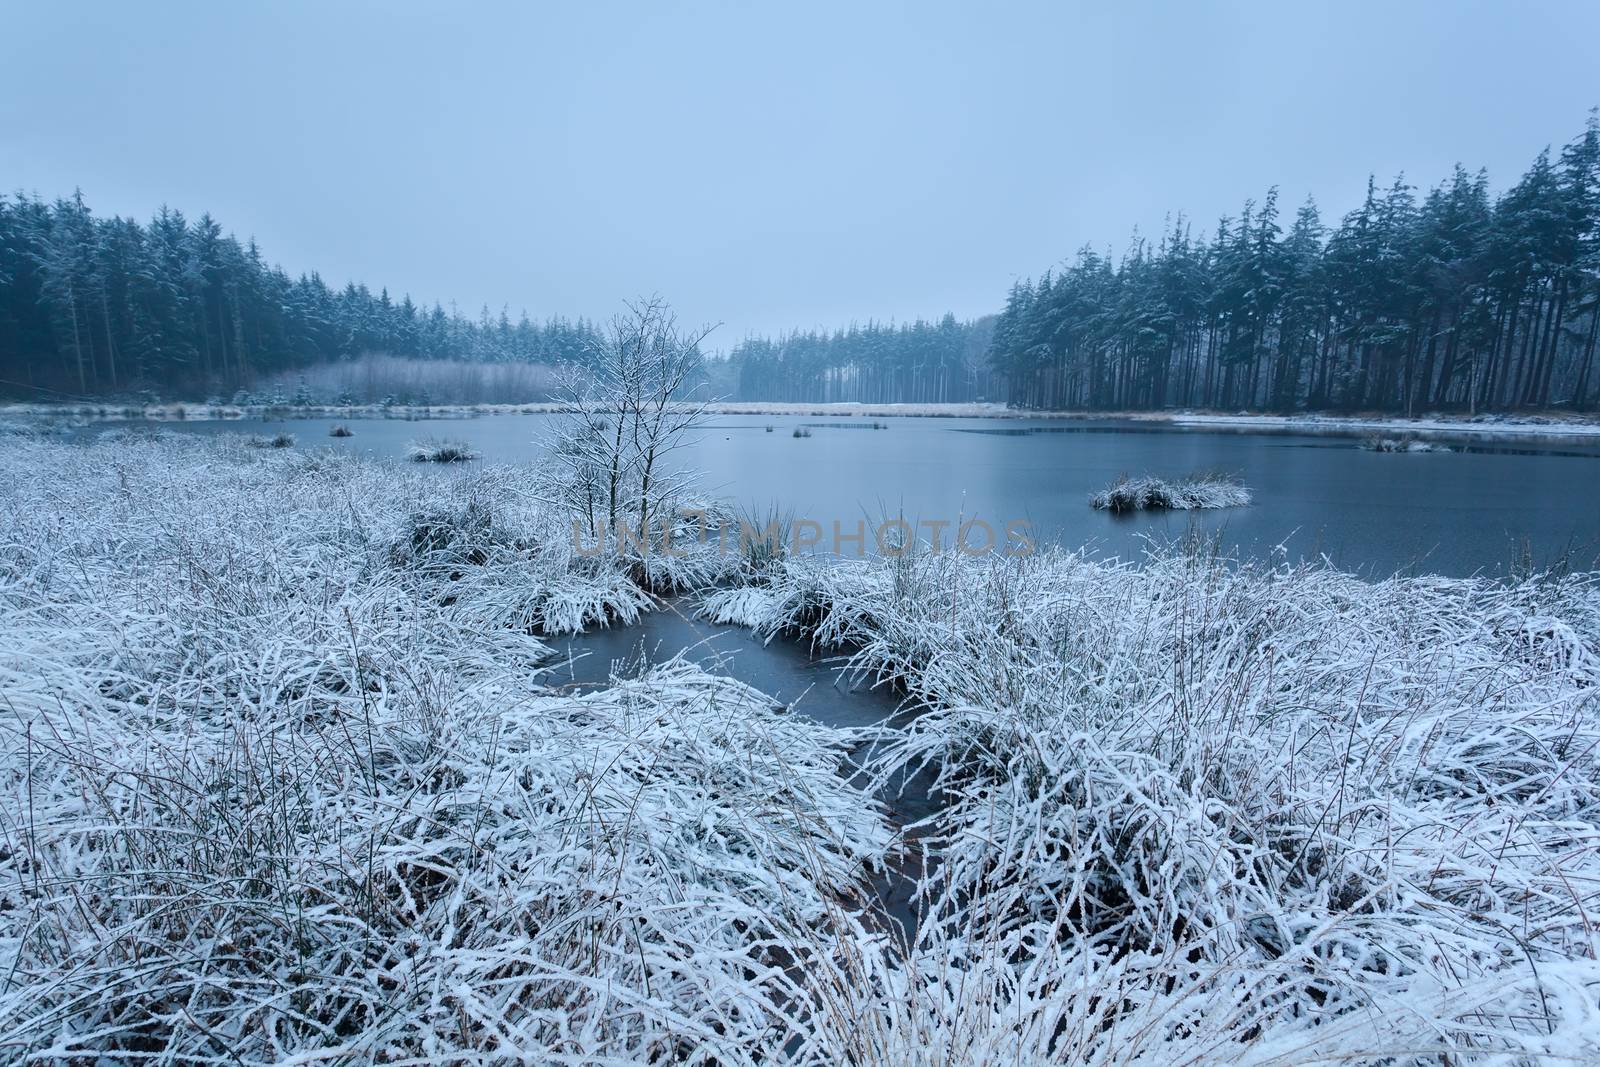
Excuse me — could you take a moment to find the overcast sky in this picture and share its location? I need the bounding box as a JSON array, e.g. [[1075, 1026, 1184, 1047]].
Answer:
[[5, 1, 1599, 346]]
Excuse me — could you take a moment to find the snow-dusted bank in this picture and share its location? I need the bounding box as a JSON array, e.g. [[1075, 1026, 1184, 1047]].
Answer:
[[705, 547, 1600, 1062], [1156, 410, 1600, 439], [3, 433, 1599, 1062], [8, 399, 1600, 438], [0, 434, 892, 1061]]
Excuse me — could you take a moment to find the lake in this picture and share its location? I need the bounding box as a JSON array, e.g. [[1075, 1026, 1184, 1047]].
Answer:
[[101, 412, 1600, 577]]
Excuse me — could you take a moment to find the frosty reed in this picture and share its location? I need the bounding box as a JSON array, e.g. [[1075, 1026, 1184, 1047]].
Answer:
[[5, 431, 1598, 1061], [571, 508, 1037, 558]]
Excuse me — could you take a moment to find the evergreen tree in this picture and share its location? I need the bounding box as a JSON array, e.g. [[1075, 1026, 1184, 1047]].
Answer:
[[985, 117, 1600, 413], [0, 193, 605, 398]]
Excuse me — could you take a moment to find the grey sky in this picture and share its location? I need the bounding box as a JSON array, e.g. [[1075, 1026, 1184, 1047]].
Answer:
[[5, 1, 1599, 348]]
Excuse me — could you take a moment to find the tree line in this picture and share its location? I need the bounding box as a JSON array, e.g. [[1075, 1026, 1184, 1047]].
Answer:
[[725, 316, 1000, 404], [991, 116, 1600, 413], [9, 114, 1599, 413], [0, 192, 601, 400]]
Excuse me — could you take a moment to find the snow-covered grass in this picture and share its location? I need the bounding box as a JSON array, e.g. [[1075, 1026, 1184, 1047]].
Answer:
[[704, 546, 1600, 1061], [227, 430, 299, 449], [1091, 472, 1252, 511], [406, 436, 479, 462], [0, 434, 897, 1061], [6, 432, 1599, 1062], [1162, 410, 1600, 439]]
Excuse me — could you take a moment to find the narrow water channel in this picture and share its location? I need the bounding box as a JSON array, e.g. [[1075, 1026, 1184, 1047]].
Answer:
[[547, 598, 936, 940]]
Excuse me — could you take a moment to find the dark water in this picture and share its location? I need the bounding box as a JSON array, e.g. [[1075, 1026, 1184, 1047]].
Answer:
[[105, 412, 1600, 577], [543, 599, 892, 714]]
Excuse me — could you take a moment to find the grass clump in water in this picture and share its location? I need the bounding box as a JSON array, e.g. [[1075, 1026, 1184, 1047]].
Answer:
[[406, 436, 479, 462], [1362, 434, 1452, 453], [1091, 472, 1251, 511], [328, 423, 354, 437], [244, 431, 296, 448]]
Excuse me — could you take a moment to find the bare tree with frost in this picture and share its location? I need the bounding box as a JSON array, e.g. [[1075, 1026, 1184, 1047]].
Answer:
[[553, 297, 716, 543]]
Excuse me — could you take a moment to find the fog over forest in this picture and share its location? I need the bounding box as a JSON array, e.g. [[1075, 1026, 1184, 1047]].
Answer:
[[5, 117, 1600, 412]]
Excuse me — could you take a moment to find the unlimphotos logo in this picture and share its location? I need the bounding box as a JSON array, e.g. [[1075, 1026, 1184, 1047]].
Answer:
[[571, 510, 1035, 558]]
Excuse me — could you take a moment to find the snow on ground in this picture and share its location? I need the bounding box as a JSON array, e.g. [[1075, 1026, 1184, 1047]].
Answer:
[[705, 546, 1600, 1061], [0, 434, 895, 1061], [5, 400, 1600, 437], [0, 399, 1025, 421], [3, 433, 1599, 1062], [703, 400, 1017, 418], [1157, 410, 1600, 438]]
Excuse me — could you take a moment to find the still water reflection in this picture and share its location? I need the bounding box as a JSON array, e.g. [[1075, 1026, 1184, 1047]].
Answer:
[[109, 413, 1600, 577]]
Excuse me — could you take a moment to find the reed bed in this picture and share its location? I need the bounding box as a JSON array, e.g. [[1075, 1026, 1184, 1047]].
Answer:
[[1362, 434, 1454, 453], [0, 434, 893, 1062], [4, 433, 1598, 1061], [704, 545, 1600, 1061], [406, 436, 480, 463]]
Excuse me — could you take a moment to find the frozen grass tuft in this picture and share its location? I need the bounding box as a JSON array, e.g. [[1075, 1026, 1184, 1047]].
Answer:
[[5, 432, 1598, 1062], [328, 422, 354, 437], [1091, 472, 1252, 511], [0, 434, 896, 1061], [243, 431, 297, 448], [1363, 434, 1453, 453], [705, 545, 1600, 1061], [407, 436, 479, 462]]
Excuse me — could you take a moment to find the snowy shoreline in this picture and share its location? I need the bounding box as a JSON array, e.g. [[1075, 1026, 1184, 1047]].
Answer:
[[6, 397, 1599, 437], [1152, 409, 1600, 438]]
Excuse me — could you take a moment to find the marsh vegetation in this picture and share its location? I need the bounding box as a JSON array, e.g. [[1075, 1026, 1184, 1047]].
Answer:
[[1362, 434, 1453, 453], [1, 428, 1596, 1062], [405, 436, 480, 462]]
